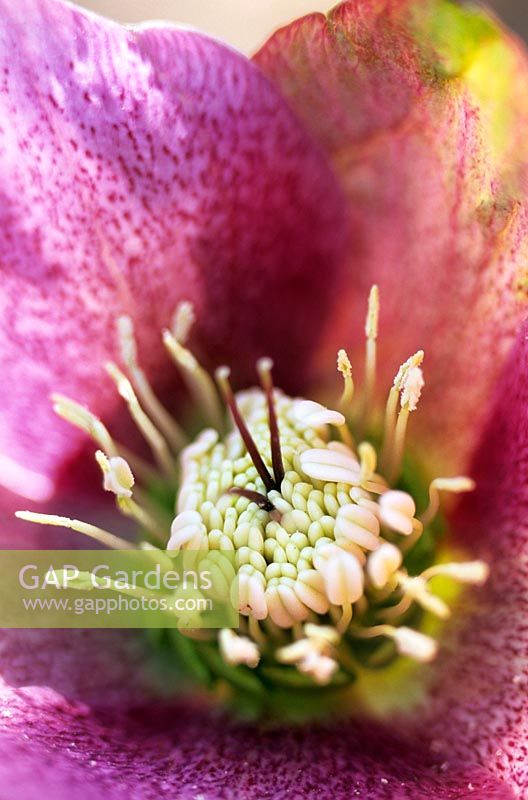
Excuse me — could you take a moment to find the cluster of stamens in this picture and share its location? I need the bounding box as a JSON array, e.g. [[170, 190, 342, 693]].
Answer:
[[17, 288, 489, 693]]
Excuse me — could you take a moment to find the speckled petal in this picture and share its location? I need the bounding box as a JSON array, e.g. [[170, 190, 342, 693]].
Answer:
[[0, 0, 346, 499], [0, 691, 513, 800], [418, 322, 528, 795], [255, 0, 528, 473]]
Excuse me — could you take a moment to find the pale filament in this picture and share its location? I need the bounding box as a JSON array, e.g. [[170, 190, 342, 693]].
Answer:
[[357, 284, 379, 436], [106, 362, 176, 480], [167, 299, 223, 429], [420, 476, 476, 527], [117, 315, 187, 451], [15, 511, 134, 550]]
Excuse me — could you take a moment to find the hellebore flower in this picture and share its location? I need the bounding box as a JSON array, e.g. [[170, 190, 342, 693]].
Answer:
[[1, 0, 528, 797]]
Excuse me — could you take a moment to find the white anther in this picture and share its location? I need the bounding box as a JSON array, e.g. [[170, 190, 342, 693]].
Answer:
[[180, 429, 219, 466], [389, 626, 438, 662], [236, 569, 267, 620], [335, 504, 380, 550], [276, 624, 339, 684], [276, 638, 314, 663], [219, 628, 260, 668], [365, 284, 380, 340], [265, 584, 298, 628], [304, 623, 341, 646], [393, 351, 425, 391], [96, 451, 134, 498], [300, 447, 361, 485], [298, 651, 339, 685], [398, 575, 451, 619], [400, 366, 424, 411], [314, 545, 364, 605], [378, 490, 416, 535], [277, 582, 310, 621], [291, 400, 345, 429], [432, 477, 476, 493], [367, 542, 402, 588], [337, 349, 354, 405], [294, 570, 330, 615], [171, 300, 196, 344], [168, 510, 206, 550], [422, 560, 489, 585]]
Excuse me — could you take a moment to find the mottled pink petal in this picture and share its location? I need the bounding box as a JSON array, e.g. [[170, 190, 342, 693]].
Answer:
[[0, 0, 346, 499], [255, 0, 528, 472], [412, 322, 528, 793], [0, 689, 513, 800]]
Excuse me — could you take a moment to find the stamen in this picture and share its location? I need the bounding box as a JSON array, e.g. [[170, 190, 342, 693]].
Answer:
[[276, 624, 340, 684], [117, 316, 187, 451], [236, 567, 268, 620], [96, 451, 165, 543], [171, 300, 195, 344], [358, 285, 379, 434], [351, 624, 438, 662], [257, 358, 284, 487], [215, 366, 275, 493], [291, 400, 345, 429], [163, 321, 223, 431], [388, 365, 424, 483], [15, 511, 134, 550], [380, 350, 424, 476], [378, 490, 416, 535], [219, 628, 260, 668], [389, 626, 438, 662], [421, 560, 489, 584], [420, 477, 476, 527], [396, 573, 451, 619], [95, 450, 134, 498], [334, 504, 380, 550], [366, 542, 402, 588], [313, 544, 364, 605], [168, 510, 207, 551], [337, 348, 354, 408], [52, 394, 118, 456], [299, 447, 361, 485], [105, 362, 176, 479]]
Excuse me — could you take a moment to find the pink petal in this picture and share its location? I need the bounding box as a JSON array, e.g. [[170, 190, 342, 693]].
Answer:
[[255, 0, 528, 472], [0, 0, 346, 499], [0, 689, 513, 799], [415, 322, 528, 793]]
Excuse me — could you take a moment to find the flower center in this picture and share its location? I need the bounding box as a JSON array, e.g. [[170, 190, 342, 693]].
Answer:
[[17, 287, 488, 710]]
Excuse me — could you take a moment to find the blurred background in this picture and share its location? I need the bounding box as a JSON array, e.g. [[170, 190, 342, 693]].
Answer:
[[74, 1, 527, 54]]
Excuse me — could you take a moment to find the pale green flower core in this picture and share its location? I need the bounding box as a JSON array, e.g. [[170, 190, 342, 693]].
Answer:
[[18, 288, 489, 700]]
